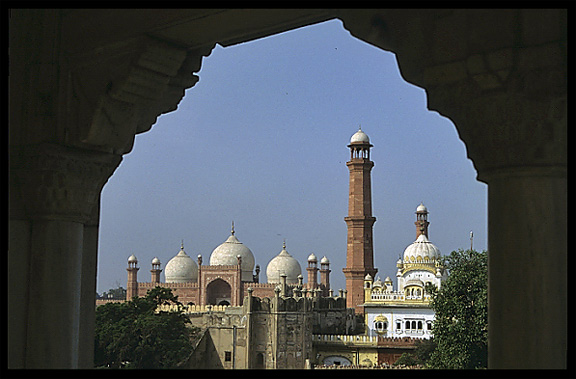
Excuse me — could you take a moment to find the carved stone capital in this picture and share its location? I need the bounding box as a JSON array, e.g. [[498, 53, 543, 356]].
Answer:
[[13, 144, 122, 223], [339, 9, 566, 182], [70, 37, 214, 155], [426, 84, 567, 180]]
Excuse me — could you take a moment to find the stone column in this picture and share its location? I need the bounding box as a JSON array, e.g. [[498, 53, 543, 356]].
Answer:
[[450, 67, 567, 368], [437, 92, 566, 368], [78, 198, 102, 368], [483, 167, 566, 368], [8, 182, 32, 368], [10, 9, 214, 369], [11, 143, 121, 368], [438, 91, 566, 368]]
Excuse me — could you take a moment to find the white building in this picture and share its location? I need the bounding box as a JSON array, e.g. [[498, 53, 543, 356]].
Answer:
[[363, 203, 447, 338]]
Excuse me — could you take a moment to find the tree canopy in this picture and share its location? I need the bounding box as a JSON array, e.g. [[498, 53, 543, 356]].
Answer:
[[97, 286, 127, 300], [426, 249, 488, 369], [94, 287, 199, 369]]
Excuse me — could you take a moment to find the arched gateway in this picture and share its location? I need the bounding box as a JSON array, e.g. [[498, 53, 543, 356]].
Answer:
[[206, 278, 232, 306]]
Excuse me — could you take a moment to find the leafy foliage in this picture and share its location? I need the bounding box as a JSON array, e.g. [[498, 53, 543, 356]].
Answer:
[[426, 249, 488, 369], [97, 286, 127, 300], [394, 337, 436, 367], [94, 287, 199, 368]]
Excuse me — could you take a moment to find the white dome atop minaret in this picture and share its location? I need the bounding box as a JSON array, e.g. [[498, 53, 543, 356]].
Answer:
[[416, 202, 428, 213], [350, 126, 370, 144]]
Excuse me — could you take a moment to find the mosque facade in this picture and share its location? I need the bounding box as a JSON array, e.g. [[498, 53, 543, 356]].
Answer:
[[125, 224, 333, 306]]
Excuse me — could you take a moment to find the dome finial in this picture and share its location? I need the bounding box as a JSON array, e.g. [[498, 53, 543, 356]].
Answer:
[[231, 221, 235, 236], [283, 239, 286, 249], [181, 240, 184, 250]]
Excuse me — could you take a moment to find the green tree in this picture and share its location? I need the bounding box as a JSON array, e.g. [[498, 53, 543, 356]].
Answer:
[[394, 337, 436, 367], [94, 286, 199, 368], [99, 286, 127, 300], [426, 249, 488, 369]]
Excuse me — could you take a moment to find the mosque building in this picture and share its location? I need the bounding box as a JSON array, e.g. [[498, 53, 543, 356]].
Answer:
[[125, 222, 333, 306]]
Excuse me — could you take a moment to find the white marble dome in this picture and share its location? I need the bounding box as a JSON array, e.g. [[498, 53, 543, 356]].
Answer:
[[128, 254, 138, 263], [402, 233, 441, 263], [350, 127, 370, 144], [416, 202, 428, 213], [165, 245, 198, 283], [373, 277, 384, 288], [266, 244, 302, 284], [210, 231, 255, 281]]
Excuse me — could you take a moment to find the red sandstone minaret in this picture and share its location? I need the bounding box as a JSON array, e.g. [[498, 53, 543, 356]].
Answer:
[[319, 256, 331, 297], [126, 254, 139, 300], [342, 127, 378, 314], [306, 253, 318, 290], [415, 202, 430, 239], [150, 257, 162, 284]]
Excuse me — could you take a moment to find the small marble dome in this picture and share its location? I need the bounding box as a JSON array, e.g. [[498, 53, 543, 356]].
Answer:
[[266, 243, 302, 284], [320, 256, 330, 265], [350, 126, 370, 144], [165, 244, 198, 283], [307, 253, 317, 263], [209, 226, 255, 282], [128, 254, 138, 263], [151, 257, 160, 265], [405, 278, 425, 287], [416, 202, 428, 213], [403, 233, 441, 263]]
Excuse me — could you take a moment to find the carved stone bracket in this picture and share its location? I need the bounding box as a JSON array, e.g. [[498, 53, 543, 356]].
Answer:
[[13, 144, 122, 223], [77, 37, 214, 154], [338, 9, 566, 181]]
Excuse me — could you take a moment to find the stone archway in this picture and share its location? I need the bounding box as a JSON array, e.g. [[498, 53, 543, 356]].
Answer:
[[255, 352, 265, 369], [206, 278, 232, 306], [8, 9, 566, 369]]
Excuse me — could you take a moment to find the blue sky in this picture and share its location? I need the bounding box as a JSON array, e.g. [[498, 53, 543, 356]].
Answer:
[[97, 19, 487, 294]]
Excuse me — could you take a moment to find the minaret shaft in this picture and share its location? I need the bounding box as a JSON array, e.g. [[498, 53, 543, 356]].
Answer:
[[343, 132, 377, 315]]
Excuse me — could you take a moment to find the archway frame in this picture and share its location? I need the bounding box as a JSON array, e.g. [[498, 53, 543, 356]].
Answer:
[[8, 9, 566, 369], [205, 278, 233, 306]]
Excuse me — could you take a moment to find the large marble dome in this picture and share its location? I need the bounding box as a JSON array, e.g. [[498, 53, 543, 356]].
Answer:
[[165, 244, 198, 283], [402, 233, 441, 263], [209, 227, 255, 282], [266, 242, 302, 284]]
